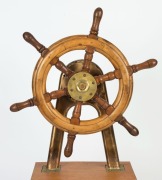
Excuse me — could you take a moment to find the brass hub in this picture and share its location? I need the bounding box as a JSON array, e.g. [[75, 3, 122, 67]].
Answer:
[[67, 72, 97, 102]]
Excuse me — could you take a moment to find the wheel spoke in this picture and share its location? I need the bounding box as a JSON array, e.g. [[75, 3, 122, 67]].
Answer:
[[10, 98, 36, 112], [115, 116, 139, 136], [128, 59, 157, 75], [93, 95, 115, 115], [10, 89, 68, 112], [23, 32, 49, 57], [89, 7, 103, 39], [93, 96, 139, 136], [50, 57, 73, 77], [95, 70, 122, 85], [64, 102, 82, 157], [82, 46, 95, 72], [82, 8, 103, 72], [44, 89, 67, 102], [71, 101, 82, 125]]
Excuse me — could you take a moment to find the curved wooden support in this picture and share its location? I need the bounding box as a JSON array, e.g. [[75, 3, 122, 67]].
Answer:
[[54, 59, 73, 77], [95, 70, 122, 85], [44, 89, 67, 102], [116, 116, 139, 136], [128, 59, 158, 75], [90, 7, 103, 38], [10, 98, 36, 112], [23, 32, 49, 57], [64, 133, 76, 157]]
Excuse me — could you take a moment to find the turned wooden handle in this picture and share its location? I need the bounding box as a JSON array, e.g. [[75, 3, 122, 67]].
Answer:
[[44, 89, 67, 102], [23, 32, 48, 57], [10, 98, 35, 112], [93, 95, 115, 115], [95, 70, 122, 84], [90, 7, 103, 37], [71, 102, 82, 125], [55, 60, 73, 77], [129, 59, 158, 75], [64, 134, 76, 157], [82, 46, 95, 71], [117, 116, 139, 136]]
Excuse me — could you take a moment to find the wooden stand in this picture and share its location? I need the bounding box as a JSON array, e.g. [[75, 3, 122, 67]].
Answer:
[[31, 162, 136, 180]]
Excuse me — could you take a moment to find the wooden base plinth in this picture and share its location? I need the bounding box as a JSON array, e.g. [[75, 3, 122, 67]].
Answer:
[[31, 162, 136, 180]]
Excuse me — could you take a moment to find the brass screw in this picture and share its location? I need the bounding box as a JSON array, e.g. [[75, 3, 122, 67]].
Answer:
[[89, 93, 93, 96], [79, 96, 82, 99], [70, 89, 74, 92], [92, 81, 95, 84], [83, 74, 86, 77], [73, 78, 76, 81]]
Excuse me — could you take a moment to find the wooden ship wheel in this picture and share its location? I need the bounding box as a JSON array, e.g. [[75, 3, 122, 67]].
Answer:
[[10, 8, 157, 179]]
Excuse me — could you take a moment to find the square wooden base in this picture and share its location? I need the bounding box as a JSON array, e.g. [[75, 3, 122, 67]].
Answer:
[[31, 162, 136, 180]]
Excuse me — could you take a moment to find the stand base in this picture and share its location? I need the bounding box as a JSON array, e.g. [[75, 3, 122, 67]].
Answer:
[[31, 162, 136, 180]]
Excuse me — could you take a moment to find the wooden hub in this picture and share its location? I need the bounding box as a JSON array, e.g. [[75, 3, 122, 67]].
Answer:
[[67, 72, 97, 102]]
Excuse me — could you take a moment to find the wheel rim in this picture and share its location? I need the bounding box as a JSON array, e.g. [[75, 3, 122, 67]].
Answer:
[[32, 35, 133, 134]]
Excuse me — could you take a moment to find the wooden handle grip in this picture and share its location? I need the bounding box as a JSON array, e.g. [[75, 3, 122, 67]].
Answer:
[[129, 59, 158, 75], [64, 134, 76, 157], [23, 32, 48, 57], [90, 7, 103, 37], [10, 98, 35, 112], [117, 116, 139, 136]]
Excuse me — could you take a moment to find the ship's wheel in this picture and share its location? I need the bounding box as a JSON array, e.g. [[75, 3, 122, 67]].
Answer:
[[10, 8, 157, 158]]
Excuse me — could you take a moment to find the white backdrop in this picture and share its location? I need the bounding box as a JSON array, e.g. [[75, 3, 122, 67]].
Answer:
[[1, 1, 162, 180]]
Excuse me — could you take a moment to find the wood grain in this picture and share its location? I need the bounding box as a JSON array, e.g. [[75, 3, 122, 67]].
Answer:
[[31, 162, 137, 180], [128, 59, 157, 75], [23, 32, 49, 57], [32, 35, 133, 134]]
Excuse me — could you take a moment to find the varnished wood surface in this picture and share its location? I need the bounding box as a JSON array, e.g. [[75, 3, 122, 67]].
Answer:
[[31, 162, 136, 180], [23, 32, 49, 57], [32, 35, 133, 134], [10, 7, 157, 135]]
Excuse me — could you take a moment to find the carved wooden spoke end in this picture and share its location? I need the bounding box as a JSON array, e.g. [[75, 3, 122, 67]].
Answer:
[[89, 7, 103, 38], [23, 32, 49, 57], [128, 59, 158, 75], [64, 133, 76, 157], [10, 98, 36, 112], [116, 116, 139, 136]]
